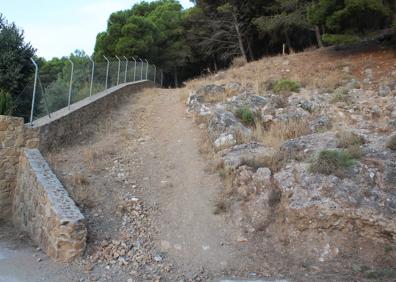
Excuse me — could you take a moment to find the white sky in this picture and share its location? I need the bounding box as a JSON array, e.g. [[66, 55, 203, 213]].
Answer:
[[1, 0, 194, 59]]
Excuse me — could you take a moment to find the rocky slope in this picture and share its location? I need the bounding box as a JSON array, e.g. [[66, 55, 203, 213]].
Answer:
[[184, 47, 396, 278]]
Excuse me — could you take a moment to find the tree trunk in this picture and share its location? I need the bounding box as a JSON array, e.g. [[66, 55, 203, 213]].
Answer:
[[284, 30, 294, 53], [174, 67, 178, 87], [233, 14, 248, 62], [315, 25, 324, 48]]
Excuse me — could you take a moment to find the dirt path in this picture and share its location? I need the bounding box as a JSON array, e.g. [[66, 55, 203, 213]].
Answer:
[[136, 89, 245, 275]]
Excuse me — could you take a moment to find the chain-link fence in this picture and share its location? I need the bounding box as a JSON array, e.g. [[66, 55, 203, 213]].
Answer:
[[29, 57, 162, 124]]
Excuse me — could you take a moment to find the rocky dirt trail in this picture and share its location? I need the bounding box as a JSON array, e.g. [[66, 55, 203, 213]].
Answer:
[[1, 88, 288, 282], [136, 89, 248, 276]]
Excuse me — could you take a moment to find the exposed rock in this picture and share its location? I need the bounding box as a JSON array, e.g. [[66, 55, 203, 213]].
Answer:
[[274, 107, 310, 121], [379, 84, 391, 97], [225, 82, 242, 91], [226, 91, 267, 113], [280, 132, 337, 160], [208, 109, 251, 143], [230, 166, 278, 233], [196, 84, 226, 97], [186, 92, 211, 115], [274, 161, 396, 242], [309, 115, 332, 132], [221, 143, 276, 169], [214, 133, 237, 149]]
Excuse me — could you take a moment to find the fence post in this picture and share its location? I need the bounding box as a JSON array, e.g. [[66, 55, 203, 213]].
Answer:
[[115, 56, 121, 85], [103, 55, 110, 89], [123, 56, 128, 83], [153, 65, 157, 84], [29, 58, 39, 126], [139, 58, 144, 81], [132, 57, 137, 82], [67, 58, 74, 110], [145, 59, 149, 80], [89, 56, 95, 96], [161, 70, 163, 87]]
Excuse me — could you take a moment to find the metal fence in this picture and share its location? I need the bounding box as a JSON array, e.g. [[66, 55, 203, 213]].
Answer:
[[29, 56, 162, 125]]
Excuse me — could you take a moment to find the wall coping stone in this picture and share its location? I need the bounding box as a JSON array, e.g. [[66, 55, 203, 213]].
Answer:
[[23, 148, 85, 224]]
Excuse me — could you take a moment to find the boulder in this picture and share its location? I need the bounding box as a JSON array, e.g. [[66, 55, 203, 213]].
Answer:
[[221, 143, 276, 169], [214, 133, 236, 149], [280, 132, 337, 160], [226, 91, 268, 113], [208, 109, 251, 144], [273, 161, 396, 242]]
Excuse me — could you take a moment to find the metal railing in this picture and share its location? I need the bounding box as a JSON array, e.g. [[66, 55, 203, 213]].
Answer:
[[28, 56, 163, 125]]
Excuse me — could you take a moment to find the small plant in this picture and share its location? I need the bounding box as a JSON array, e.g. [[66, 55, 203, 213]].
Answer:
[[336, 130, 365, 148], [272, 79, 300, 94], [331, 87, 350, 103], [310, 149, 356, 176], [235, 106, 255, 126], [336, 130, 365, 158], [386, 133, 396, 150]]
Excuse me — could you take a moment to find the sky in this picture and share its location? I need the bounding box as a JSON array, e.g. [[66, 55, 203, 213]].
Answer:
[[1, 0, 194, 59]]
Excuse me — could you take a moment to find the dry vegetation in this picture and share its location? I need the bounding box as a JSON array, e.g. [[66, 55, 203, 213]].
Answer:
[[185, 47, 396, 93]]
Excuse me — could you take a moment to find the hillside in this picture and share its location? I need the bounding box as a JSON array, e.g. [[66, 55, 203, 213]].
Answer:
[[182, 45, 396, 280], [2, 46, 395, 282]]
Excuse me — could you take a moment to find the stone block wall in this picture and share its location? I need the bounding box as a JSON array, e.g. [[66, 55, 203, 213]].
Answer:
[[0, 116, 39, 218], [13, 149, 86, 262]]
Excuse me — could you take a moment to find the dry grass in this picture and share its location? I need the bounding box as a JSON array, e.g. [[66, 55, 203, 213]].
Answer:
[[185, 48, 396, 92], [336, 130, 365, 148], [83, 146, 114, 170], [71, 174, 90, 186], [255, 118, 310, 149], [231, 56, 247, 68]]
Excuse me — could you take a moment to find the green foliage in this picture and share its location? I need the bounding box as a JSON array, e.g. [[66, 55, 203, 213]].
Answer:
[[0, 14, 35, 120], [235, 106, 255, 126], [308, 0, 395, 46], [322, 33, 361, 45], [273, 79, 300, 94], [310, 149, 356, 176], [0, 89, 13, 115], [94, 0, 190, 85]]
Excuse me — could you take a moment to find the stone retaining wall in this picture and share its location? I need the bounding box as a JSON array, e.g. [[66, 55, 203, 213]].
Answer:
[[0, 81, 154, 262], [13, 149, 86, 262], [32, 81, 154, 152], [0, 116, 39, 219]]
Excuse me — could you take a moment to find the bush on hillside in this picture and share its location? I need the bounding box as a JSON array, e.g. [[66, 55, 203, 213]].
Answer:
[[235, 106, 255, 126], [273, 79, 300, 94], [310, 149, 356, 176]]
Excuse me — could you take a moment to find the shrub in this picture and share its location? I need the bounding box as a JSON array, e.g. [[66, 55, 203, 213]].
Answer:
[[236, 106, 255, 126], [331, 87, 350, 103], [322, 34, 361, 46], [310, 149, 356, 176], [272, 79, 300, 94], [386, 133, 396, 150], [0, 89, 14, 115]]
